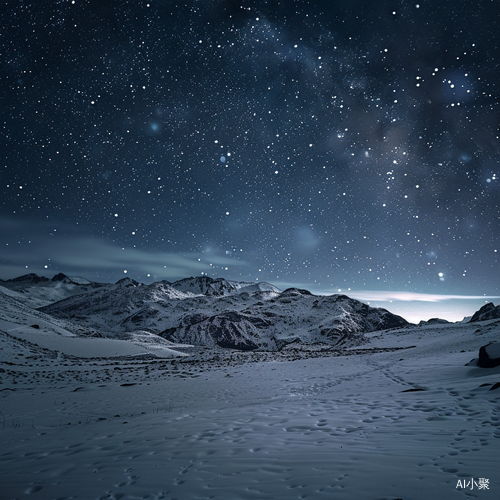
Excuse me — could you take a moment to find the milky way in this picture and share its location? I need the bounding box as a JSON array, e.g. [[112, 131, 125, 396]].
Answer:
[[1, 1, 499, 320]]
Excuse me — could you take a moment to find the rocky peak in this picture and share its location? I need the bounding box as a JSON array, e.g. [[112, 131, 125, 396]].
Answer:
[[171, 276, 235, 296], [469, 303, 500, 322], [7, 273, 49, 284], [51, 273, 70, 282], [281, 288, 313, 297], [115, 277, 140, 287]]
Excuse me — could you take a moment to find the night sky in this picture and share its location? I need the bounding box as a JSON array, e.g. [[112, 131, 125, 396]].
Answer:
[[1, 0, 499, 321]]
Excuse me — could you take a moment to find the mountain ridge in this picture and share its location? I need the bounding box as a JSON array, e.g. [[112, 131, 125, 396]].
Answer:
[[37, 275, 409, 351], [2, 272, 497, 353]]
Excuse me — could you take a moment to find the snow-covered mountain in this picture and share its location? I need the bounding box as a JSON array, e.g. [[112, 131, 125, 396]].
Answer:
[[0, 279, 188, 359], [35, 276, 280, 335], [38, 277, 409, 350], [162, 288, 409, 350], [169, 276, 280, 297], [7, 272, 499, 353], [0, 272, 108, 308]]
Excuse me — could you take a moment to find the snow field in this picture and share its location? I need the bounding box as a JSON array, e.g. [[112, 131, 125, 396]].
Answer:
[[1, 321, 499, 499]]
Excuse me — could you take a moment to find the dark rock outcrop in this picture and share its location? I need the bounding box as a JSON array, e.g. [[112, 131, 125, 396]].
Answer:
[[469, 303, 500, 322], [115, 277, 140, 287], [162, 312, 269, 351], [1, 273, 49, 284], [478, 342, 500, 368], [169, 276, 280, 297], [51, 273, 70, 282], [281, 288, 313, 297]]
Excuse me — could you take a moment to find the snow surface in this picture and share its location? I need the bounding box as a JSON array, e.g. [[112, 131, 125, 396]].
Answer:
[[5, 327, 184, 359], [1, 318, 499, 499]]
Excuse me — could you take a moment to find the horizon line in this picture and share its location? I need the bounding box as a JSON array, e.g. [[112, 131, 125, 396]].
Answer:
[[2, 271, 499, 305]]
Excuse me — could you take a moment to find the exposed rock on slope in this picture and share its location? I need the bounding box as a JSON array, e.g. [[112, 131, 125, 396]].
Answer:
[[169, 276, 280, 297], [478, 342, 500, 368], [163, 312, 267, 350]]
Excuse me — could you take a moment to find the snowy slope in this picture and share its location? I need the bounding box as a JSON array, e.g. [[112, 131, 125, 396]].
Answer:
[[38, 278, 202, 333], [0, 285, 102, 338], [1, 318, 498, 500], [1, 272, 499, 499], [0, 285, 187, 359]]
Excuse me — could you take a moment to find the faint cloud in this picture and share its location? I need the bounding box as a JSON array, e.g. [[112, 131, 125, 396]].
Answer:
[[346, 291, 500, 303], [0, 216, 245, 281], [294, 226, 319, 252]]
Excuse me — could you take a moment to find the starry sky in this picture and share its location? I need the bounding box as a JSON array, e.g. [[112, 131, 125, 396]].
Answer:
[[1, 0, 499, 322]]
